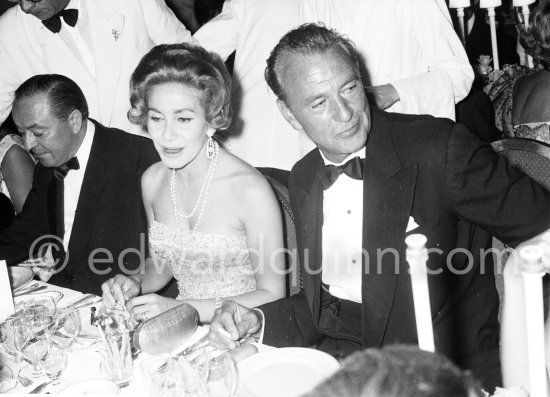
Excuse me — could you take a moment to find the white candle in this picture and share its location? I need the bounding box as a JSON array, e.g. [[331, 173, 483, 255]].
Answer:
[[486, 8, 500, 70], [519, 245, 547, 397], [0, 260, 14, 322], [405, 234, 435, 353], [513, 0, 534, 6], [449, 0, 470, 7], [480, 0, 502, 7]]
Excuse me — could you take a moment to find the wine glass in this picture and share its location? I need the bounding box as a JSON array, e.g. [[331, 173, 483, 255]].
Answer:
[[49, 308, 80, 350], [206, 352, 238, 397], [0, 310, 30, 362], [21, 337, 49, 378], [42, 345, 67, 389]]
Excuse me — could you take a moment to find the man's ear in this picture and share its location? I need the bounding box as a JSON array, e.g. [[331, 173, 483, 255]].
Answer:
[[67, 109, 83, 134], [277, 99, 303, 132]]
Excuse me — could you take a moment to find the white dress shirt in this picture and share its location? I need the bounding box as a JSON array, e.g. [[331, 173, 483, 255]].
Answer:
[[320, 148, 365, 303], [63, 120, 95, 250]]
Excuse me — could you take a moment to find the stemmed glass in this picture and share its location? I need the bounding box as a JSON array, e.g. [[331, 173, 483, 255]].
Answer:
[[49, 308, 80, 350], [206, 352, 238, 397], [42, 345, 67, 389], [0, 310, 30, 363], [21, 307, 52, 378]]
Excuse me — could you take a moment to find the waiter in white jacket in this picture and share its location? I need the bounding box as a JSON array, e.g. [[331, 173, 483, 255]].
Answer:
[[195, 0, 474, 170], [0, 0, 193, 134]]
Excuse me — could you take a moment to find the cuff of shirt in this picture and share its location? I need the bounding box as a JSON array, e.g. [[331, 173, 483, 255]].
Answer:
[[252, 308, 265, 344]]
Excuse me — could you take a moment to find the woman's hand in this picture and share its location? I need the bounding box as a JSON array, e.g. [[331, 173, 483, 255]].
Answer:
[[19, 244, 55, 282], [126, 294, 181, 322], [101, 274, 141, 310]]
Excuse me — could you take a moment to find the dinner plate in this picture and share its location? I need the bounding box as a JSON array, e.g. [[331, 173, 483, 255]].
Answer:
[[0, 364, 16, 393], [237, 347, 340, 397], [59, 378, 119, 395], [7, 267, 33, 291]]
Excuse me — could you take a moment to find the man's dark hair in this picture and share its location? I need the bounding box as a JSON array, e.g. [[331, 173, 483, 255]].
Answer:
[[265, 23, 360, 103], [14, 74, 89, 120]]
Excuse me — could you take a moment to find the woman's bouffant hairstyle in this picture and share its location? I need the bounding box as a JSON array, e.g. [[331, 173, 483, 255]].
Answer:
[[521, 0, 550, 70], [128, 43, 232, 131], [303, 345, 483, 397], [265, 23, 360, 103]]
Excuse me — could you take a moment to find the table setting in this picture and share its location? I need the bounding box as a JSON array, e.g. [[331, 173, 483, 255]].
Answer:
[[0, 263, 342, 396]]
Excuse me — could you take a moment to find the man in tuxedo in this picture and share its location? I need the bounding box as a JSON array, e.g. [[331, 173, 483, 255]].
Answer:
[[208, 24, 550, 390], [0, 0, 192, 134], [0, 74, 159, 295]]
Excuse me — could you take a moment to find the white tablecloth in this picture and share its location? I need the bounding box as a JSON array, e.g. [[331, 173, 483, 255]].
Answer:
[[1, 281, 211, 395]]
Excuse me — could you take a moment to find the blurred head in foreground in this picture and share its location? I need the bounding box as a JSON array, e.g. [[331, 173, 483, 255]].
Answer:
[[303, 345, 483, 397]]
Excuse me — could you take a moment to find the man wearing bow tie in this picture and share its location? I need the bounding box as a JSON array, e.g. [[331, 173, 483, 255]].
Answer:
[[0, 0, 192, 135], [209, 24, 550, 391], [0, 74, 159, 295]]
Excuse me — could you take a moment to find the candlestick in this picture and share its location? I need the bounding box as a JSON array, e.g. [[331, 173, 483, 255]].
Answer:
[[405, 234, 435, 353], [486, 7, 500, 70], [519, 245, 547, 397]]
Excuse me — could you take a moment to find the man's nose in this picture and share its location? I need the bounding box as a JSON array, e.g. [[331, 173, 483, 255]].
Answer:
[[19, 0, 36, 13], [23, 132, 36, 151], [333, 96, 353, 123]]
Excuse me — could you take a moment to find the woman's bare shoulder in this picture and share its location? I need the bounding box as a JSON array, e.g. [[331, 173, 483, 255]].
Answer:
[[141, 161, 166, 195], [217, 150, 272, 194]]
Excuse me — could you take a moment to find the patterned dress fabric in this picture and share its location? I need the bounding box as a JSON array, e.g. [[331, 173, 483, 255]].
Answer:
[[149, 220, 256, 300]]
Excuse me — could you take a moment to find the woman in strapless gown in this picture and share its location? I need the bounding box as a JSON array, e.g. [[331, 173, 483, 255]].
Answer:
[[101, 43, 286, 322]]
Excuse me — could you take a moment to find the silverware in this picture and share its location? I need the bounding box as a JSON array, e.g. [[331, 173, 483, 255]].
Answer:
[[177, 334, 210, 358], [13, 285, 47, 297], [12, 283, 39, 295], [18, 374, 33, 388], [63, 294, 97, 311], [28, 380, 51, 394]]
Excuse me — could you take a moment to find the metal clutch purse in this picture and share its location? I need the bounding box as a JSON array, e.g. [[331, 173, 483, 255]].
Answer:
[[132, 303, 199, 355]]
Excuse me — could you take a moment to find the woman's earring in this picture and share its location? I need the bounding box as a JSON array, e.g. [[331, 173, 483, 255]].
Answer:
[[206, 127, 216, 159]]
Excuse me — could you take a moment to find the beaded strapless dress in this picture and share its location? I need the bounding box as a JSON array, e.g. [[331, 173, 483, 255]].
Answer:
[[149, 221, 256, 300]]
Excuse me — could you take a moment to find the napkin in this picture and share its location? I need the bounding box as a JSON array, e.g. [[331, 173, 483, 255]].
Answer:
[[0, 261, 14, 322]]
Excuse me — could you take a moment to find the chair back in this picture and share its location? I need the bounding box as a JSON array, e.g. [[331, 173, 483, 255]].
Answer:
[[490, 138, 550, 319], [263, 174, 302, 297], [490, 138, 550, 190]]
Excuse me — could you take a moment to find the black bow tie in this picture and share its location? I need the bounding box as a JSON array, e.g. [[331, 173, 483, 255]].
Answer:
[[318, 156, 364, 190], [53, 157, 80, 181], [42, 9, 78, 34]]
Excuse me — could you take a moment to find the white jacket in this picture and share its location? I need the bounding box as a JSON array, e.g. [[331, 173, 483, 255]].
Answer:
[[195, 0, 473, 169], [0, 0, 192, 133]]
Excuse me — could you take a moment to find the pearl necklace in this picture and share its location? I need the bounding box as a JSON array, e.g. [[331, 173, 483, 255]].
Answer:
[[170, 141, 219, 231]]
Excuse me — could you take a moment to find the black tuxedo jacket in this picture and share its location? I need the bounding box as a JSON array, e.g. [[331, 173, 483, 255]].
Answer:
[[260, 109, 550, 383], [0, 120, 159, 295]]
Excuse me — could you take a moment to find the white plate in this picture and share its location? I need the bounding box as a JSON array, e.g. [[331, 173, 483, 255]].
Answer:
[[237, 347, 340, 397], [0, 364, 16, 393], [59, 378, 119, 395], [7, 267, 33, 291]]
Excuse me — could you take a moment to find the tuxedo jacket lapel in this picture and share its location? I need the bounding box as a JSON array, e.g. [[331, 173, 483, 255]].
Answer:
[[292, 166, 324, 323], [362, 109, 418, 347], [68, 122, 108, 257]]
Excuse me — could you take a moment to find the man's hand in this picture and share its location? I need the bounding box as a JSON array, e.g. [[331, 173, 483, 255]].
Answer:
[[126, 294, 181, 322], [365, 84, 400, 110], [209, 300, 262, 350], [19, 245, 55, 282], [101, 274, 141, 310]]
